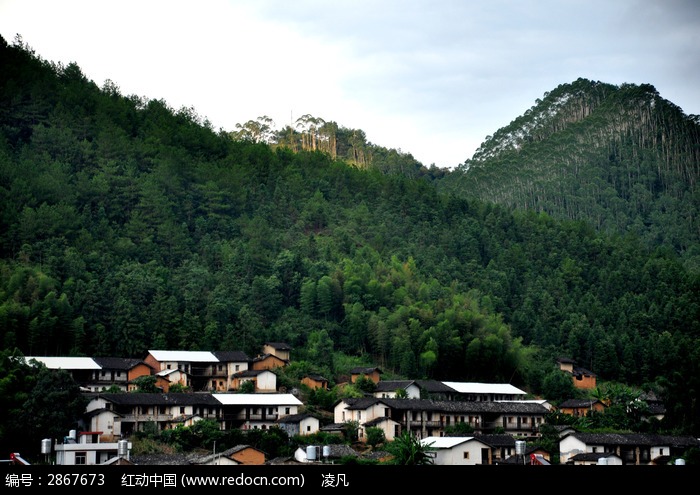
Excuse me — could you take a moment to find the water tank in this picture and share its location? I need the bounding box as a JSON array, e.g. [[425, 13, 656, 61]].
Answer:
[[68, 430, 77, 440], [675, 458, 686, 466], [118, 440, 129, 457], [306, 445, 317, 461], [598, 457, 608, 465], [515, 441, 526, 456], [323, 445, 331, 458], [41, 439, 52, 455]]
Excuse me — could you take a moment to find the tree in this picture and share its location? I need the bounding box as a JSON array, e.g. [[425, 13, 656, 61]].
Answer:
[[365, 426, 386, 448], [385, 431, 435, 465], [131, 375, 160, 393]]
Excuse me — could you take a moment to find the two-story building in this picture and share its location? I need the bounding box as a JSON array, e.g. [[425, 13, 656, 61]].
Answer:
[[334, 397, 549, 442]]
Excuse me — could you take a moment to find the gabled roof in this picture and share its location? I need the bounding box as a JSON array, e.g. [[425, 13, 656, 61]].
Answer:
[[233, 369, 274, 378], [211, 351, 250, 362], [414, 379, 458, 393], [473, 434, 516, 447], [374, 380, 415, 392], [349, 366, 382, 374], [24, 356, 101, 370], [420, 436, 486, 449], [341, 397, 550, 415], [213, 393, 302, 406], [303, 374, 328, 382], [441, 381, 527, 395], [264, 342, 292, 351], [565, 432, 700, 448], [96, 392, 221, 406], [147, 350, 218, 362], [252, 353, 288, 363], [275, 413, 317, 424], [92, 357, 146, 370]]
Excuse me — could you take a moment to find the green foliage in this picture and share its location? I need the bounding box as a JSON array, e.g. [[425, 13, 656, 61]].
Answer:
[[131, 375, 160, 393], [238, 380, 255, 393], [1, 37, 699, 439], [384, 431, 435, 465], [0, 349, 87, 456], [443, 421, 474, 436], [365, 426, 386, 448]]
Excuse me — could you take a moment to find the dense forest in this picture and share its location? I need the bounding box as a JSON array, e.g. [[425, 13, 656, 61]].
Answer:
[[1, 34, 699, 435]]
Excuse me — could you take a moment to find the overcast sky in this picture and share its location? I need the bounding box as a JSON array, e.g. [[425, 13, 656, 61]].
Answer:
[[1, 0, 699, 169]]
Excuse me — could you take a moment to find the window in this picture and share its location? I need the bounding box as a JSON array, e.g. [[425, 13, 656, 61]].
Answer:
[[218, 364, 223, 371], [508, 416, 514, 424], [307, 425, 311, 432], [660, 448, 664, 455], [523, 417, 528, 424], [285, 407, 290, 415], [75, 452, 87, 465], [235, 365, 240, 371], [463, 452, 470, 459], [180, 407, 185, 414]]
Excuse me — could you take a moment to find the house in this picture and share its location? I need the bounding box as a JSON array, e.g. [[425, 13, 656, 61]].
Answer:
[[349, 367, 382, 384], [144, 350, 251, 392], [419, 436, 493, 465], [91, 357, 153, 392], [301, 374, 329, 390], [262, 342, 292, 361], [190, 445, 266, 465], [275, 413, 321, 437], [251, 353, 288, 371], [24, 356, 102, 390], [154, 368, 188, 392], [558, 398, 606, 417], [212, 393, 303, 431], [557, 357, 597, 389], [441, 382, 528, 401], [334, 397, 550, 442], [53, 430, 132, 466], [231, 369, 277, 392], [559, 432, 700, 465], [374, 380, 420, 398], [84, 392, 222, 437]]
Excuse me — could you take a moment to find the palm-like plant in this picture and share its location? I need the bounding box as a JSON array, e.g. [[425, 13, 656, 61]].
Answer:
[[385, 431, 435, 465]]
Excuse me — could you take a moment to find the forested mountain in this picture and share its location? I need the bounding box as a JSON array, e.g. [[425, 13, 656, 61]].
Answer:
[[435, 78, 700, 271], [1, 35, 699, 435]]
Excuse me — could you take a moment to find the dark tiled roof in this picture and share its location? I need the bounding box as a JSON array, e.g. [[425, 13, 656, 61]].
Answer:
[[343, 397, 550, 415], [233, 369, 269, 378], [275, 413, 316, 424], [364, 416, 395, 427], [416, 380, 458, 393], [473, 434, 515, 447], [92, 357, 146, 370], [349, 367, 382, 374], [212, 351, 250, 362], [568, 432, 700, 448], [264, 342, 292, 351], [375, 380, 415, 392], [304, 374, 328, 382], [97, 392, 221, 406]]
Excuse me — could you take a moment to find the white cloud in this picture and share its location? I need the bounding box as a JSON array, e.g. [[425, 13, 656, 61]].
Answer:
[[1, 0, 698, 168]]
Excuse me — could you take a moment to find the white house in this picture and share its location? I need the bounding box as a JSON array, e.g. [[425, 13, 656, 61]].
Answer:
[[53, 430, 132, 466], [213, 393, 302, 431], [419, 436, 492, 465]]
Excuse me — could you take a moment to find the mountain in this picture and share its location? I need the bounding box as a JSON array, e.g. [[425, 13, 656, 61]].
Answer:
[[1, 36, 699, 435], [435, 78, 700, 271]]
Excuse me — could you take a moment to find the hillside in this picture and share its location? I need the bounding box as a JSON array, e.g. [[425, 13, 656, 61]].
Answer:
[[435, 78, 700, 271], [1, 36, 699, 435]]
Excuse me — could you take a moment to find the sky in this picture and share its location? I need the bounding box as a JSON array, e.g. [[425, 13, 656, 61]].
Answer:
[[1, 0, 699, 169]]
